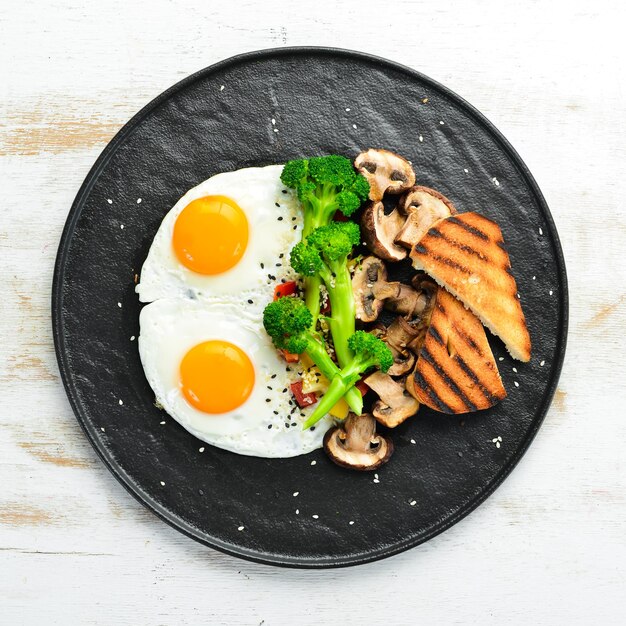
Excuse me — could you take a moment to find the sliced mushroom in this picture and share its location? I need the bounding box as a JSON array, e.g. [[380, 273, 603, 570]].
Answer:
[[353, 256, 402, 322], [369, 321, 415, 377], [361, 201, 408, 262], [364, 371, 420, 428], [395, 186, 456, 250], [384, 284, 432, 319], [355, 149, 416, 201], [323, 413, 393, 471]]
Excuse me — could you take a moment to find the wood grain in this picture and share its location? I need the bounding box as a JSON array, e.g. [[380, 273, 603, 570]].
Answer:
[[1, 0, 625, 624]]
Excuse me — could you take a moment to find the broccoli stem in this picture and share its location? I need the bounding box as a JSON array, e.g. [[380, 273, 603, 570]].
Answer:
[[304, 275, 321, 327], [323, 260, 356, 368], [302, 356, 373, 430], [304, 336, 363, 415]]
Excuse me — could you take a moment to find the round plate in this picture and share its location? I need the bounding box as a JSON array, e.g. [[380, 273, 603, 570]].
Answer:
[[53, 47, 568, 568]]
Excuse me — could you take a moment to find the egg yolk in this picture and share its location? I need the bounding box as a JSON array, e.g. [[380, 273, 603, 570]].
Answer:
[[172, 195, 248, 275], [179, 340, 255, 414]]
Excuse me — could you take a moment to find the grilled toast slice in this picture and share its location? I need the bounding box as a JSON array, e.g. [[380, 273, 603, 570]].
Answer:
[[406, 289, 506, 413], [410, 212, 531, 362]]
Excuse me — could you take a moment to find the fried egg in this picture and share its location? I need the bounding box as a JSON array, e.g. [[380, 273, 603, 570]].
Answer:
[[138, 298, 333, 458], [136, 165, 301, 307]]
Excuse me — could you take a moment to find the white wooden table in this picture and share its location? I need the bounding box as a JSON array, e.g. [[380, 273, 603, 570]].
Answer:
[[2, 1, 625, 624]]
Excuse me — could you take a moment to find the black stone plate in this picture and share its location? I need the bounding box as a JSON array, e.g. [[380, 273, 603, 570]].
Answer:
[[53, 48, 568, 568]]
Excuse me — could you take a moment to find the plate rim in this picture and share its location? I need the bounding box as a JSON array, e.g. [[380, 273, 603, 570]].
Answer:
[[52, 46, 569, 568]]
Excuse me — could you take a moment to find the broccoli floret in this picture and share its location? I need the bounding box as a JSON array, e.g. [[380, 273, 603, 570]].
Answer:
[[263, 297, 363, 415], [347, 331, 394, 373], [303, 332, 393, 430], [289, 241, 323, 277], [306, 221, 360, 262], [281, 155, 369, 325]]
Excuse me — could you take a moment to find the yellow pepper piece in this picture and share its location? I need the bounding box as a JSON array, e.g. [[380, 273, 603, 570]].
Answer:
[[329, 396, 350, 420]]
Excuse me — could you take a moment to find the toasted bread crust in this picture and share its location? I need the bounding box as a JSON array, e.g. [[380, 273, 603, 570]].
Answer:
[[407, 289, 507, 413], [410, 212, 531, 362]]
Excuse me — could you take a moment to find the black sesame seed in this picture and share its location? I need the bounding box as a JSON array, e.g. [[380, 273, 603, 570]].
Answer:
[[310, 426, 316, 431], [247, 299, 253, 304], [281, 278, 286, 283], [277, 216, 283, 221], [282, 388, 288, 393], [268, 424, 273, 429], [265, 398, 271, 403], [282, 189, 288, 194], [267, 386, 272, 390], [271, 374, 277, 379], [292, 216, 297, 221], [273, 410, 279, 415], [275, 202, 280, 207], [293, 225, 297, 230], [260, 263, 264, 269], [279, 253, 284, 258], [276, 263, 282, 267], [285, 423, 290, 428]]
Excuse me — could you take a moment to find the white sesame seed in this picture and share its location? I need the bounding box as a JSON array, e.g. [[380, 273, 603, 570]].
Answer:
[[100, 427, 105, 432], [345, 107, 350, 111], [352, 124, 357, 130], [498, 357, 504, 361], [220, 85, 224, 91], [496, 441, 501, 448], [136, 198, 142, 204], [492, 438, 498, 443], [238, 525, 244, 531], [120, 224, 124, 229], [160, 481, 165, 486], [118, 399, 123, 405], [463, 168, 468, 173], [273, 128, 279, 133], [117, 302, 122, 308], [439, 120, 445, 125], [312, 515, 319, 519], [492, 177, 500, 186], [296, 509, 299, 515], [410, 500, 417, 506], [419, 135, 423, 142], [374, 473, 379, 479], [410, 439, 416, 444], [373, 479, 380, 484], [107, 199, 113, 204], [532, 276, 536, 280], [199, 447, 205, 453], [271, 118, 276, 125], [349, 520, 355, 525], [539, 227, 543, 235], [498, 436, 502, 442], [514, 381, 520, 387], [549, 290, 553, 295], [540, 360, 545, 367], [512, 367, 518, 373], [160, 421, 166, 425], [130, 336, 135, 341], [310, 460, 316, 466], [293, 492, 299, 497]]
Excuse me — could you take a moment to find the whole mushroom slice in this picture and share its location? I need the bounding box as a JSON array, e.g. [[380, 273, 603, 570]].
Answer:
[[324, 413, 394, 471], [361, 201, 408, 262], [364, 371, 420, 428], [355, 149, 416, 201], [395, 186, 457, 250], [353, 256, 402, 322]]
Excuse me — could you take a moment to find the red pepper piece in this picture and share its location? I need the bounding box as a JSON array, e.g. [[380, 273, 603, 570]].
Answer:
[[290, 381, 318, 408], [273, 281, 298, 300]]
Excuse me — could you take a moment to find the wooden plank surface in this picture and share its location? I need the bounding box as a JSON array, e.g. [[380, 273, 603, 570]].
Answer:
[[1, 1, 625, 624]]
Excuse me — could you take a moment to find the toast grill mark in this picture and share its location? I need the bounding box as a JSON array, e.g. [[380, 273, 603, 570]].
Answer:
[[447, 216, 489, 240], [420, 346, 479, 412], [454, 354, 501, 404], [412, 369, 453, 413]]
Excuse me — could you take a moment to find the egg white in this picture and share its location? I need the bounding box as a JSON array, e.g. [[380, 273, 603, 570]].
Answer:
[[138, 298, 333, 458], [136, 164, 301, 309]]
